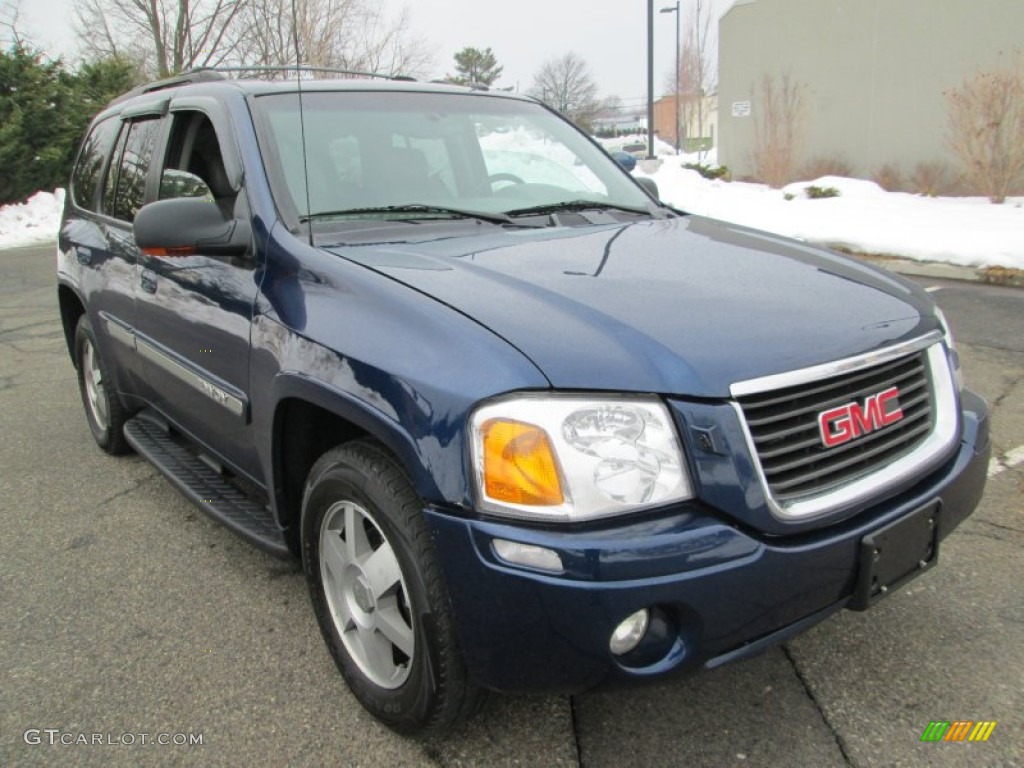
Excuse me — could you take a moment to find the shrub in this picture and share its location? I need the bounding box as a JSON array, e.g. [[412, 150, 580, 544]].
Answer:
[[750, 73, 807, 188], [873, 163, 904, 192], [682, 162, 730, 181], [800, 155, 853, 180], [909, 162, 949, 197], [946, 58, 1024, 203], [805, 185, 841, 199]]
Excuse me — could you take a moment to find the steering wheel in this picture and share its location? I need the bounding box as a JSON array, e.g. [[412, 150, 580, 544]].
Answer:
[[488, 172, 525, 187]]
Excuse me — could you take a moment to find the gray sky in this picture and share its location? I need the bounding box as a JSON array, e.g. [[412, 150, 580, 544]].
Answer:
[[16, 0, 729, 104]]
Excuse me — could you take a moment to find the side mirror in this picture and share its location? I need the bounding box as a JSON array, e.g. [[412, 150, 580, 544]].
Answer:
[[609, 150, 637, 172], [636, 176, 660, 201], [133, 197, 250, 258]]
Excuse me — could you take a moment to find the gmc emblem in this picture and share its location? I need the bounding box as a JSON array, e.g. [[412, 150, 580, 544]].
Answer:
[[818, 387, 904, 448]]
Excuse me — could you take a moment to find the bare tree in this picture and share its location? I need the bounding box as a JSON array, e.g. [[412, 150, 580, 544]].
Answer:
[[530, 52, 600, 131], [235, 0, 431, 77], [1, 0, 24, 47], [74, 0, 247, 78], [663, 0, 715, 150], [946, 57, 1024, 203], [751, 73, 806, 188]]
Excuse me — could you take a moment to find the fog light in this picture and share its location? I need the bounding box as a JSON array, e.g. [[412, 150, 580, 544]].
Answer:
[[609, 609, 650, 655], [493, 539, 563, 573]]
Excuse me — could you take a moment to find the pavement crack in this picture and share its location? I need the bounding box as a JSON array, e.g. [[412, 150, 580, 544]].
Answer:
[[783, 645, 856, 767], [991, 375, 1022, 411], [0, 320, 57, 337], [569, 695, 584, 767], [88, 471, 160, 510], [979, 519, 1024, 535]]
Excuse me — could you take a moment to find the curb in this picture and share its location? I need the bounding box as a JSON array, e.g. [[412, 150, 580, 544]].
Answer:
[[832, 248, 1024, 289]]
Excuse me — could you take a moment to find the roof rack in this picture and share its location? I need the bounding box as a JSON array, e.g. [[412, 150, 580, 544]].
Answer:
[[192, 65, 412, 81], [108, 69, 227, 105], [109, 65, 415, 106], [430, 79, 490, 92]]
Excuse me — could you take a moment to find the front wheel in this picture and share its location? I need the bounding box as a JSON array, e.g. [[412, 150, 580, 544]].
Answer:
[[301, 440, 482, 735]]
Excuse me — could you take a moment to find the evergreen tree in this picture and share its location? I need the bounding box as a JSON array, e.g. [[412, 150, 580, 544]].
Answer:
[[448, 46, 503, 86], [0, 45, 134, 204]]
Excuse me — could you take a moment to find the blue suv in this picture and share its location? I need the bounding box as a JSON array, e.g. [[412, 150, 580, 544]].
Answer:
[[57, 70, 990, 735]]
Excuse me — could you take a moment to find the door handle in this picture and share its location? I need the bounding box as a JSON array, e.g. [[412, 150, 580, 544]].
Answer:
[[75, 247, 93, 265], [140, 269, 158, 294]]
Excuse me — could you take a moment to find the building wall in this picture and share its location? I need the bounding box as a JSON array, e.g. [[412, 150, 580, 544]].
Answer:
[[718, 0, 1024, 182]]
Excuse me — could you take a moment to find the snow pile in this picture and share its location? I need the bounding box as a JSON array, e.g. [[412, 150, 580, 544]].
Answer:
[[639, 164, 1024, 270], [0, 190, 64, 248], [596, 134, 718, 166]]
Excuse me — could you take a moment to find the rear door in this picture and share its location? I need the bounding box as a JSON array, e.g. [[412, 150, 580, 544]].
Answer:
[[63, 111, 164, 404]]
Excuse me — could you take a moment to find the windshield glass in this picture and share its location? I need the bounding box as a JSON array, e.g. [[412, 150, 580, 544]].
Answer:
[[253, 90, 653, 223]]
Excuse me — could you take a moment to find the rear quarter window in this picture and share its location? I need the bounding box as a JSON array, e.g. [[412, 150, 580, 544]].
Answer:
[[104, 118, 162, 222], [71, 117, 121, 211]]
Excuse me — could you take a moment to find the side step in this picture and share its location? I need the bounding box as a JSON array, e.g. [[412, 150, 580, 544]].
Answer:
[[124, 412, 292, 559]]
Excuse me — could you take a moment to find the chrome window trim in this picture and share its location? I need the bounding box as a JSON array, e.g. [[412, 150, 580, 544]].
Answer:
[[729, 332, 943, 398], [136, 336, 247, 419], [730, 340, 959, 522]]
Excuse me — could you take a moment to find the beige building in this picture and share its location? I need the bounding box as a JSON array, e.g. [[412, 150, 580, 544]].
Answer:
[[653, 95, 719, 153], [718, 0, 1024, 183]]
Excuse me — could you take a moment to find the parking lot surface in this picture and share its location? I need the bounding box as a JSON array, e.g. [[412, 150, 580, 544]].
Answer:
[[2, 244, 1021, 767]]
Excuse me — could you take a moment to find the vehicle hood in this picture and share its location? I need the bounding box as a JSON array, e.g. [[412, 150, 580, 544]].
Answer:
[[324, 216, 938, 398]]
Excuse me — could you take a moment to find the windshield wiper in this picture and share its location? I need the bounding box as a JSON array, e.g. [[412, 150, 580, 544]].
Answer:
[[301, 204, 516, 226], [504, 200, 656, 218]]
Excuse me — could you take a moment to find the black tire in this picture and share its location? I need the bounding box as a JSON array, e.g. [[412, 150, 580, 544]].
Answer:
[[301, 439, 483, 735], [74, 315, 130, 455]]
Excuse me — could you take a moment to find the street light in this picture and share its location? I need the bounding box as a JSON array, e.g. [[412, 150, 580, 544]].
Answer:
[[646, 1, 655, 160], [661, 1, 681, 155]]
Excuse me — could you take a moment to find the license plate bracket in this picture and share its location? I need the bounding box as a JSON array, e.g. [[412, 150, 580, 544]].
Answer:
[[849, 501, 940, 611]]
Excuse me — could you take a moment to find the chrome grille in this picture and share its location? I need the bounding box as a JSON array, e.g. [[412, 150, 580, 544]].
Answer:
[[736, 351, 934, 502]]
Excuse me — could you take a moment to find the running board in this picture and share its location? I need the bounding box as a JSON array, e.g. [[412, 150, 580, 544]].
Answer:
[[124, 412, 291, 559]]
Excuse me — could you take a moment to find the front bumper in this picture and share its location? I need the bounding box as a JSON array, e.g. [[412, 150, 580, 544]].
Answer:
[[426, 390, 990, 693]]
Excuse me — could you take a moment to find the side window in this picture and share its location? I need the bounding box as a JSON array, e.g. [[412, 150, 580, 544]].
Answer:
[[71, 117, 121, 211], [159, 112, 231, 204], [105, 118, 161, 222]]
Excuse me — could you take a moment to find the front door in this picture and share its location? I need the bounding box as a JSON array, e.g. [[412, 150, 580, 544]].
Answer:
[[133, 110, 261, 480]]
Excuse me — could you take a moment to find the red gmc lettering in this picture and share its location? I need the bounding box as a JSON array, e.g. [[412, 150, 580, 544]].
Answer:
[[818, 387, 904, 448]]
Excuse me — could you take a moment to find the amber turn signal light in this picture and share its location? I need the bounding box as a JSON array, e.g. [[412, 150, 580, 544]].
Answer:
[[482, 419, 564, 506]]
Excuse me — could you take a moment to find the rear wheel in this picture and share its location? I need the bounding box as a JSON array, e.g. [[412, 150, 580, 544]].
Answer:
[[74, 316, 129, 454], [301, 439, 482, 735]]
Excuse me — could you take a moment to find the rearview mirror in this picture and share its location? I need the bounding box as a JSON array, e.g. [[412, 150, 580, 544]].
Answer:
[[133, 197, 250, 258], [636, 176, 660, 201]]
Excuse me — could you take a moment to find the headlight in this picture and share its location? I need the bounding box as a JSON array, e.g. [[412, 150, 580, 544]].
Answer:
[[470, 395, 694, 522], [935, 307, 964, 390]]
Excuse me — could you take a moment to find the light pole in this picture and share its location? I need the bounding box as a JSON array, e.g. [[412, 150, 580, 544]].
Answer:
[[646, 0, 655, 159], [660, 2, 681, 155]]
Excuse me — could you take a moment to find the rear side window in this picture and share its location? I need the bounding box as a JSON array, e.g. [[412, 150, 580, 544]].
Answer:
[[71, 117, 120, 211], [104, 118, 161, 222]]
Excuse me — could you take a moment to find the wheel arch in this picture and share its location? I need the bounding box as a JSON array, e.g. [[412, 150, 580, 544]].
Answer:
[[57, 283, 86, 364], [269, 374, 445, 557]]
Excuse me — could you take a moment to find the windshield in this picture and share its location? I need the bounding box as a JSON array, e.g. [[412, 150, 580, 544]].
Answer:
[[253, 90, 654, 224]]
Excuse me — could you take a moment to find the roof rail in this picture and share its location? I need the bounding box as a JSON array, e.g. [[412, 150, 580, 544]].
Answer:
[[106, 65, 417, 108], [191, 65, 413, 81], [429, 79, 490, 91], [108, 69, 227, 106]]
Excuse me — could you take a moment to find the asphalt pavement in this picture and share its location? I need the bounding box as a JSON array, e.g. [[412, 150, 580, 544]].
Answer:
[[2, 243, 1021, 767]]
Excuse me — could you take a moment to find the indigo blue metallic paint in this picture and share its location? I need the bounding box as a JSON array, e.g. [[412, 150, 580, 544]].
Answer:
[[426, 393, 988, 693], [328, 215, 939, 397], [58, 78, 992, 697]]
